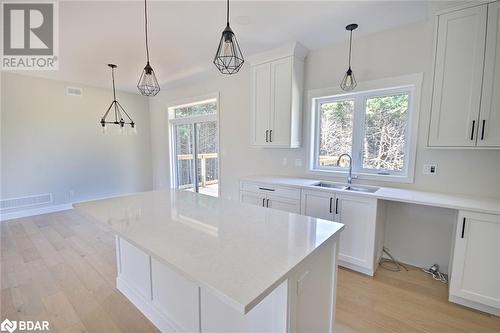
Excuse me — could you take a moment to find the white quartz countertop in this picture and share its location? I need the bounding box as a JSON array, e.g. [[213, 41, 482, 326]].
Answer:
[[74, 190, 343, 314], [241, 176, 500, 215]]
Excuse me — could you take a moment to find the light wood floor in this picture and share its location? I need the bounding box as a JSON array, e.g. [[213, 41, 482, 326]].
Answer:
[[1, 211, 499, 333]]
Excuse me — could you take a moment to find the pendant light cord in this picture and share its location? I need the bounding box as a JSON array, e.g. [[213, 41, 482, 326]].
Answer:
[[348, 30, 353, 69], [111, 67, 117, 101], [144, 0, 150, 63], [226, 0, 230, 25]]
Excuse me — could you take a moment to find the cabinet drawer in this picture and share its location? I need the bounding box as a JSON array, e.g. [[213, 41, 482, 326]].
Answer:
[[240, 181, 301, 200]]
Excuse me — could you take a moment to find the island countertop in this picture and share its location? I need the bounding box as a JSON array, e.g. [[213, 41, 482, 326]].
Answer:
[[74, 189, 344, 314]]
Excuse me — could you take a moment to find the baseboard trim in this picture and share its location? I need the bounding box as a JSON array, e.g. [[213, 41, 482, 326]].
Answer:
[[449, 295, 500, 316], [0, 203, 73, 222]]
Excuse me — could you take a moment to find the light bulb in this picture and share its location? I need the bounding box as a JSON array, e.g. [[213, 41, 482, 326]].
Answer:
[[119, 126, 125, 135], [101, 125, 107, 135], [132, 125, 137, 135]]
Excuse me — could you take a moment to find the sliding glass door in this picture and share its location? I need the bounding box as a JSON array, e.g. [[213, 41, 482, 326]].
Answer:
[[171, 99, 219, 197]]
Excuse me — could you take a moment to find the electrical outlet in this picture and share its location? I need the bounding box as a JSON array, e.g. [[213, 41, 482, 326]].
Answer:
[[423, 164, 437, 175], [294, 158, 303, 167]]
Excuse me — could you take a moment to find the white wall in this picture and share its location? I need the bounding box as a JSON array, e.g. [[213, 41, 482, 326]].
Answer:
[[150, 19, 500, 269], [1, 73, 153, 217]]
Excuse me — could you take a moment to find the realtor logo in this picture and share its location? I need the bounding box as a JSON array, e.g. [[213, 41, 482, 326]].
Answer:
[[2, 1, 58, 70], [0, 319, 16, 333]]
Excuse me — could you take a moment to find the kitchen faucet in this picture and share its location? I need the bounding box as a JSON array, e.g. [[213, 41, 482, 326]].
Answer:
[[337, 153, 357, 185]]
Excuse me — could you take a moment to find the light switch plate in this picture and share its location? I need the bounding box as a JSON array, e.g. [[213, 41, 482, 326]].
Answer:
[[423, 164, 437, 175]]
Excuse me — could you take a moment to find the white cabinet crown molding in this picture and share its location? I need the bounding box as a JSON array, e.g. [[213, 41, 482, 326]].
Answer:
[[247, 42, 309, 65]]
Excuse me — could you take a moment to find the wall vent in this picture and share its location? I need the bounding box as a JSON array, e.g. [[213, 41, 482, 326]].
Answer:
[[0, 193, 53, 211], [66, 86, 83, 97]]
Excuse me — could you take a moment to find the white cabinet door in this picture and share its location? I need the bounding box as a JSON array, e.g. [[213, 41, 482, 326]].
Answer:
[[301, 190, 335, 221], [450, 211, 500, 309], [240, 191, 265, 208], [429, 5, 487, 147], [269, 57, 292, 146], [118, 238, 151, 299], [336, 194, 376, 272], [267, 196, 300, 214], [478, 1, 500, 146], [252, 63, 271, 146]]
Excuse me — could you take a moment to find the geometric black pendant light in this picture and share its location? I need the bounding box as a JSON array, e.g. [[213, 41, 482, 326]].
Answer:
[[213, 0, 244, 75], [340, 23, 358, 92], [137, 0, 160, 96], [101, 64, 135, 133]]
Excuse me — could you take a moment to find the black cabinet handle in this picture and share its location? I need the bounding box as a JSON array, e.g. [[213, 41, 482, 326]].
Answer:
[[269, 130, 272, 142], [471, 120, 476, 140], [335, 198, 339, 215], [481, 120, 485, 140], [266, 199, 270, 208], [461, 217, 466, 238], [262, 198, 266, 207], [258, 187, 275, 192], [329, 198, 333, 214], [265, 130, 268, 143]]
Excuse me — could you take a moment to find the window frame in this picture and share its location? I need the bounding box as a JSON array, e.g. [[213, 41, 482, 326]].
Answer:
[[308, 74, 423, 184]]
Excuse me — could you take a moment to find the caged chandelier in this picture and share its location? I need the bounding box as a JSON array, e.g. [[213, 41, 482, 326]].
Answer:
[[137, 0, 160, 96], [101, 64, 135, 134], [213, 0, 244, 75], [340, 23, 359, 92]]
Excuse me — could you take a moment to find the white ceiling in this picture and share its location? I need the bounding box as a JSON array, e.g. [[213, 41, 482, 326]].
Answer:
[[11, 1, 446, 92]]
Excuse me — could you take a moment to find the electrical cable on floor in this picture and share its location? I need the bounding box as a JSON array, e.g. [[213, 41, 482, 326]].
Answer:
[[379, 247, 409, 272], [422, 264, 448, 284]]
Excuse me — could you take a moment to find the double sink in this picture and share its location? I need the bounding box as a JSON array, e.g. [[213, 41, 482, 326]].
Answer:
[[312, 182, 379, 193]]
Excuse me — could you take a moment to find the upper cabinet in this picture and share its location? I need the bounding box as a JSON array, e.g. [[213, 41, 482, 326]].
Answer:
[[428, 2, 500, 148], [250, 43, 307, 148]]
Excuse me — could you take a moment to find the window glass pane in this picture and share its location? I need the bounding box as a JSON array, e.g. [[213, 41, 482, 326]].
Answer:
[[318, 100, 354, 167], [363, 93, 409, 172], [174, 101, 217, 118]]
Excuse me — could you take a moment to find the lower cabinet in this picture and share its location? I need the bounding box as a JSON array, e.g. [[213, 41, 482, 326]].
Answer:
[[449, 211, 500, 315], [239, 182, 301, 214], [301, 189, 384, 276]]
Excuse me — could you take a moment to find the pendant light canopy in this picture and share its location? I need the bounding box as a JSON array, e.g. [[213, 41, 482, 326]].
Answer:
[[340, 23, 358, 92], [213, 0, 244, 75], [101, 64, 135, 132], [137, 0, 160, 96]]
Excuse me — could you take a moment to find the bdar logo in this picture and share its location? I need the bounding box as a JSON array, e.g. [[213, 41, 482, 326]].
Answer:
[[0, 319, 17, 333]]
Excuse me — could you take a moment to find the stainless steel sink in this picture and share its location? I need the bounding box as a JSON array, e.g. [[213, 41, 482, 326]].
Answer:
[[313, 182, 348, 190], [344, 186, 379, 193], [313, 182, 379, 193]]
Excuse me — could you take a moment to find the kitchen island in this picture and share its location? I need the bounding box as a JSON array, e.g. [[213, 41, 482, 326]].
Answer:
[[74, 189, 344, 333]]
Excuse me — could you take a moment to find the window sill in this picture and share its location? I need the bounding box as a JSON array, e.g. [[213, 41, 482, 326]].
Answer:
[[306, 168, 414, 184]]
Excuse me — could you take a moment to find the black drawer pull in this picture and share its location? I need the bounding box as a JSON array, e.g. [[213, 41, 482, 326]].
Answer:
[[335, 198, 339, 215], [461, 217, 466, 238], [266, 199, 270, 208], [262, 198, 266, 207], [329, 198, 333, 214], [471, 120, 476, 140], [481, 120, 486, 140], [258, 187, 275, 191]]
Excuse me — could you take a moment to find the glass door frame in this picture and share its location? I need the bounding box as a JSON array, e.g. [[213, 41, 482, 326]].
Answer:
[[168, 93, 220, 197]]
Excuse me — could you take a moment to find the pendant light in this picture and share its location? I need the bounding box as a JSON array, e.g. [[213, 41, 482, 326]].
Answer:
[[101, 64, 135, 134], [137, 0, 160, 96], [340, 23, 358, 91], [213, 0, 244, 75]]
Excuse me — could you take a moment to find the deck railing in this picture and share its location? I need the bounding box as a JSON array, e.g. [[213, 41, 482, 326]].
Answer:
[[177, 153, 218, 187]]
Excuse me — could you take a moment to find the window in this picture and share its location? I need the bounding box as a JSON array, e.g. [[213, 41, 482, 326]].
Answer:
[[169, 96, 219, 197], [309, 75, 421, 183]]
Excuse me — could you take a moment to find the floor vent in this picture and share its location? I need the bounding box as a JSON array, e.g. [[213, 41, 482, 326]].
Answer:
[[66, 86, 83, 97], [0, 193, 53, 211]]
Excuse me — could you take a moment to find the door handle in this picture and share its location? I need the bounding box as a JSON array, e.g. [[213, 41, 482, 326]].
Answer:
[[329, 197, 333, 214], [470, 120, 476, 141], [266, 199, 270, 208], [269, 130, 272, 142], [265, 130, 268, 143], [262, 198, 266, 207], [335, 198, 339, 215], [461, 217, 466, 238], [481, 120, 486, 140]]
